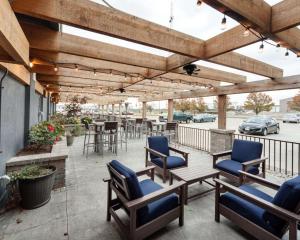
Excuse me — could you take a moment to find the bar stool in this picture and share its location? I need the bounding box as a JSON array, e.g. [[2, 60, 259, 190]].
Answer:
[[102, 121, 118, 154], [82, 123, 99, 157], [163, 122, 178, 144], [135, 118, 143, 138]]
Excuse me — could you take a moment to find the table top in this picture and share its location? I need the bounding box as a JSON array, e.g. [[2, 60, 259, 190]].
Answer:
[[93, 122, 104, 126], [152, 122, 166, 126], [170, 166, 220, 183]]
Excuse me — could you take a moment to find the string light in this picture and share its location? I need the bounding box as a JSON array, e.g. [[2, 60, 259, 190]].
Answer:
[[259, 41, 264, 53], [93, 69, 97, 76], [54, 65, 58, 72], [221, 14, 227, 30], [29, 62, 34, 68], [276, 43, 281, 52], [243, 28, 250, 37], [75, 64, 79, 71], [285, 49, 289, 57]]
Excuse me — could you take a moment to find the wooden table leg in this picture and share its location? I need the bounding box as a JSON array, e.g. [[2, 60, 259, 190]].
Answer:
[[169, 173, 173, 186], [184, 183, 188, 205]]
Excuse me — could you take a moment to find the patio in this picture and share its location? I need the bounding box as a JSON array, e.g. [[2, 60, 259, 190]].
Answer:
[[0, 136, 287, 240]]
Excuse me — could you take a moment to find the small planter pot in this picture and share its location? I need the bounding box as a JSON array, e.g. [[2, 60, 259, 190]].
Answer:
[[66, 135, 74, 146], [18, 166, 56, 209]]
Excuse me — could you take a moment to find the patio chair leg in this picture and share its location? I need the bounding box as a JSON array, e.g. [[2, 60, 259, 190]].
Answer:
[[106, 182, 112, 221], [215, 182, 220, 223], [83, 133, 87, 154], [289, 220, 298, 240], [179, 185, 184, 226]]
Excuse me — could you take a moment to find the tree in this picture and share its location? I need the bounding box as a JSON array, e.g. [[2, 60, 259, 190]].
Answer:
[[146, 104, 153, 113], [244, 92, 274, 115], [191, 98, 207, 113], [214, 96, 234, 111], [288, 91, 300, 111], [174, 99, 192, 112]]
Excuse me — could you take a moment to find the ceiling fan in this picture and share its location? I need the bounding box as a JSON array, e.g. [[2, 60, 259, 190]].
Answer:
[[183, 64, 200, 76]]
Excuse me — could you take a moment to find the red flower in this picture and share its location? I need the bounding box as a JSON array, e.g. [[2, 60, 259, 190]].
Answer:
[[47, 124, 55, 132]]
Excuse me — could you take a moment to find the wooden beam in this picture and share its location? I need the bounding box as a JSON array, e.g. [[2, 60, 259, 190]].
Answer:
[[272, 0, 300, 33], [209, 52, 283, 79], [0, 0, 29, 65], [0, 62, 30, 85], [35, 80, 44, 95], [217, 95, 227, 129], [12, 0, 204, 58], [139, 75, 300, 101], [0, 46, 14, 63], [168, 99, 174, 122]]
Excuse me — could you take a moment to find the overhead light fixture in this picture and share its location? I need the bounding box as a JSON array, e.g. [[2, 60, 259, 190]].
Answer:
[[259, 41, 264, 53], [285, 49, 289, 57], [183, 64, 198, 75], [197, 0, 202, 6], [119, 88, 125, 93], [243, 28, 250, 37], [221, 14, 227, 30]]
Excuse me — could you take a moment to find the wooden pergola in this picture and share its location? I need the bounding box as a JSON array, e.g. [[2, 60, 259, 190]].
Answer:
[[1, 0, 300, 129]]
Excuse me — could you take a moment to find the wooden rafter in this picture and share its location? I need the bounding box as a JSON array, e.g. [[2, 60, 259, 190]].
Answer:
[[0, 0, 29, 65], [0, 62, 30, 85]]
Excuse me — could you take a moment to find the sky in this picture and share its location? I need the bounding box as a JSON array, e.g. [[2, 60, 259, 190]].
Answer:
[[62, 0, 300, 108]]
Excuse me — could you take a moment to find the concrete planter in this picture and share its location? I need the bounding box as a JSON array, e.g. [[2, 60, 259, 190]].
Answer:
[[66, 135, 74, 146], [19, 166, 56, 209]]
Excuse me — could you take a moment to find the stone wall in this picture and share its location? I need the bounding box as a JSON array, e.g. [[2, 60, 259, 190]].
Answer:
[[6, 139, 68, 189], [210, 129, 235, 154]]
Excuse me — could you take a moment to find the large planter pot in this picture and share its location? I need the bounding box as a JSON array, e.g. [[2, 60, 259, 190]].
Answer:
[[18, 166, 56, 209], [66, 135, 74, 146]]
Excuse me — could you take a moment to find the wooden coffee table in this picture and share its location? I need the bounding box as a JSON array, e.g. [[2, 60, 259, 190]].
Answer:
[[169, 166, 220, 204]]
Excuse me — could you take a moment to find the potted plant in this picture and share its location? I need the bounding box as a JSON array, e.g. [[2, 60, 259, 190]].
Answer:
[[10, 165, 56, 209], [66, 131, 74, 146]]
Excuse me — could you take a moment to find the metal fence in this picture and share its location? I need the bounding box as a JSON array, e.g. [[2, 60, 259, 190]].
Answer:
[[178, 126, 300, 176]]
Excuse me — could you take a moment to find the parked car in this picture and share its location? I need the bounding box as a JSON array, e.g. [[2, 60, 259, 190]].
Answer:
[[193, 114, 216, 123], [283, 113, 300, 123], [238, 116, 280, 136], [173, 112, 193, 123]]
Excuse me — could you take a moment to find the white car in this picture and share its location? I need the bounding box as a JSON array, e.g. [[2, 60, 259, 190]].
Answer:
[[283, 113, 300, 123]]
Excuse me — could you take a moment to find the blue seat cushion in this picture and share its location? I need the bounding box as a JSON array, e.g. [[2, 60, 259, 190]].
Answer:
[[148, 136, 170, 160], [216, 160, 259, 176], [220, 185, 279, 236], [264, 176, 300, 231], [231, 139, 263, 163], [109, 160, 143, 200], [151, 156, 186, 169], [138, 179, 179, 225]]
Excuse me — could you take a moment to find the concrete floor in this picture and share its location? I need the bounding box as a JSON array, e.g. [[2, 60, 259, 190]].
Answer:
[[0, 136, 295, 240]]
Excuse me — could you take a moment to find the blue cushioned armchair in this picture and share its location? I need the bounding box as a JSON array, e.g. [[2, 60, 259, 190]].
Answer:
[[145, 136, 189, 183], [104, 160, 185, 240], [212, 139, 266, 184], [215, 171, 300, 240]]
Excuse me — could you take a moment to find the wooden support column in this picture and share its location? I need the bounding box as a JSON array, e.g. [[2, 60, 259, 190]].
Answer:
[[142, 102, 147, 119], [218, 95, 227, 130], [102, 105, 104, 115], [168, 99, 174, 122], [112, 104, 115, 116], [119, 103, 121, 118]]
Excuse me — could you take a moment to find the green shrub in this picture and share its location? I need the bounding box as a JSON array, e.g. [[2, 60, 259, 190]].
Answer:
[[9, 165, 53, 181], [65, 117, 80, 125], [81, 116, 93, 125], [29, 121, 57, 146]]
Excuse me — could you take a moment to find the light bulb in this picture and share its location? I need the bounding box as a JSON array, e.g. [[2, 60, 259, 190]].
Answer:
[[54, 66, 58, 72], [259, 42, 264, 53], [29, 62, 34, 68], [221, 15, 227, 30], [285, 49, 289, 57], [276, 44, 281, 52], [243, 28, 250, 37], [94, 69, 97, 76], [75, 65, 79, 71]]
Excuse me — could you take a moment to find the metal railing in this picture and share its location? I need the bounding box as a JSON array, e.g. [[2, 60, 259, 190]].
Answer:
[[177, 126, 300, 176], [178, 126, 210, 152]]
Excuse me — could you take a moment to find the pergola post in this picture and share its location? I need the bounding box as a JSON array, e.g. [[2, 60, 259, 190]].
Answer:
[[142, 101, 147, 119], [168, 99, 174, 122], [112, 104, 115, 116], [217, 95, 227, 130], [107, 104, 109, 114], [102, 105, 104, 115], [119, 103, 122, 118]]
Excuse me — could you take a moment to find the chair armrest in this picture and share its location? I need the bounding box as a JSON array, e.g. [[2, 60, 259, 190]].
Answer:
[[238, 171, 280, 190], [125, 181, 185, 210], [169, 146, 189, 157], [214, 179, 300, 222], [212, 150, 232, 167], [242, 157, 267, 168], [136, 166, 155, 179], [145, 146, 167, 159], [103, 177, 111, 183]]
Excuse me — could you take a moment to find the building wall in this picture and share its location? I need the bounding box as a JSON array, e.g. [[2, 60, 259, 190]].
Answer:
[[280, 97, 293, 113], [0, 72, 26, 175], [0, 71, 50, 175]]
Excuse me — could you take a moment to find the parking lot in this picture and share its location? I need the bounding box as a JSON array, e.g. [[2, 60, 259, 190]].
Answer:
[[186, 117, 300, 143]]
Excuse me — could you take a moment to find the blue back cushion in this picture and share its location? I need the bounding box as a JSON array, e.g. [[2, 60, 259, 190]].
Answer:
[[231, 139, 262, 163], [148, 136, 170, 160], [110, 160, 144, 200], [264, 176, 300, 231]]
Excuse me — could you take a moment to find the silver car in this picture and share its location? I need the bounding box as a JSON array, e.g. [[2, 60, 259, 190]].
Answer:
[[283, 113, 300, 123]]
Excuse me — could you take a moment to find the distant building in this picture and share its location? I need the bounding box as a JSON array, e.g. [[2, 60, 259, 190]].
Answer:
[[280, 97, 293, 113]]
